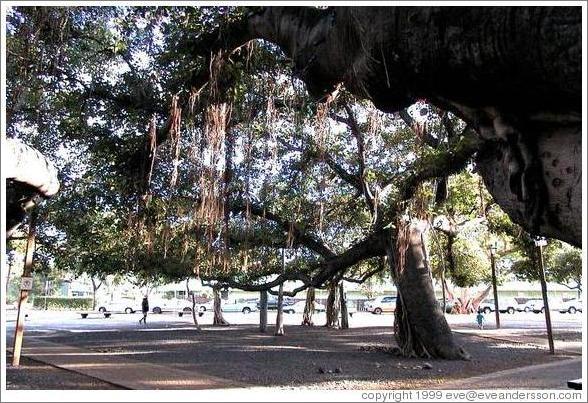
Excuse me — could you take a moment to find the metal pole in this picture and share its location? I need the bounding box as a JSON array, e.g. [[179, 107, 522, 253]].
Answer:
[[537, 244, 555, 354], [12, 211, 37, 366], [490, 250, 501, 329]]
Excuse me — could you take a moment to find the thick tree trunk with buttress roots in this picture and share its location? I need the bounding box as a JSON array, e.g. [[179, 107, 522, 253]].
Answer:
[[302, 287, 315, 326], [389, 220, 470, 360], [324, 281, 341, 328], [212, 287, 230, 326]]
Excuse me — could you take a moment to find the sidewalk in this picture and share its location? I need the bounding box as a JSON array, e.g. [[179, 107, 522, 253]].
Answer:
[[7, 337, 244, 390], [439, 358, 582, 389], [453, 326, 582, 355]]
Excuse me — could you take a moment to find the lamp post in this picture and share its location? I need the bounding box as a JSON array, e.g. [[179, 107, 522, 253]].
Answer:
[[489, 242, 500, 329], [535, 236, 554, 354]]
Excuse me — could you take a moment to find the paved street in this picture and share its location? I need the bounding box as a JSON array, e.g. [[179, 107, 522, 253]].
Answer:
[[5, 307, 583, 333]]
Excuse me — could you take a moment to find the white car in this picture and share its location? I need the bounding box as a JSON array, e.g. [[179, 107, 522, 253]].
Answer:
[[365, 296, 397, 314], [96, 299, 142, 314], [558, 298, 582, 314], [531, 298, 562, 313], [284, 301, 326, 314], [520, 298, 543, 313], [477, 298, 519, 314]]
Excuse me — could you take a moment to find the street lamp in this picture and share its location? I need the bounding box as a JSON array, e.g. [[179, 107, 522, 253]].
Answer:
[[489, 242, 500, 329], [534, 236, 555, 354]]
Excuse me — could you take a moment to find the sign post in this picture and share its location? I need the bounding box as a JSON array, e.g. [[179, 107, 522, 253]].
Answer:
[[12, 212, 37, 366]]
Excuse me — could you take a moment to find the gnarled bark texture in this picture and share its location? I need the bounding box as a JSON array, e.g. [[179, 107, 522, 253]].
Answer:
[[5, 138, 60, 237], [339, 283, 349, 330], [212, 287, 229, 326], [259, 290, 268, 332], [302, 287, 315, 326], [389, 220, 470, 360], [324, 280, 341, 328], [243, 6, 581, 247]]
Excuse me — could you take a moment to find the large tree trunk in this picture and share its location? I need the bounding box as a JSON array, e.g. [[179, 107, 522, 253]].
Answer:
[[339, 283, 349, 330], [274, 283, 285, 336], [389, 220, 470, 360], [212, 287, 229, 326], [301, 287, 315, 326], [324, 281, 340, 328], [259, 290, 268, 332], [244, 6, 581, 247]]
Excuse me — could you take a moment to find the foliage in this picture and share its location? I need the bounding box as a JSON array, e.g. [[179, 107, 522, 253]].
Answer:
[[31, 296, 93, 310], [6, 5, 575, 298]]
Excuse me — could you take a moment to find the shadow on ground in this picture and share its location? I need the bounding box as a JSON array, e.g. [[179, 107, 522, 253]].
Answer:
[[12, 324, 570, 389]]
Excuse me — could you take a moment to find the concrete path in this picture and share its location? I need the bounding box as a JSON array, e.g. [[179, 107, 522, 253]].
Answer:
[[7, 337, 244, 390], [453, 328, 582, 355], [439, 358, 583, 390]]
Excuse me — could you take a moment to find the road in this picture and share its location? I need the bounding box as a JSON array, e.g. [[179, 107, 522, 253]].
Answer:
[[4, 307, 582, 334]]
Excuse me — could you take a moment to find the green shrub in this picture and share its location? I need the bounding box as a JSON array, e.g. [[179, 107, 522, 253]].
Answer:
[[32, 297, 93, 310]]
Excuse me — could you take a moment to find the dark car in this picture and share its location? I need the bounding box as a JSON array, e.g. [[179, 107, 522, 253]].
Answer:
[[256, 296, 295, 310]]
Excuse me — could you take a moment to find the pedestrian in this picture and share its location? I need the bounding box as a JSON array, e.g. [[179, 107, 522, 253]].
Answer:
[[476, 310, 485, 329], [139, 296, 149, 325]]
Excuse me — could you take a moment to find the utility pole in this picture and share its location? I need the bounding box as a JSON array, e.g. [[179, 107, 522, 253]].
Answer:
[[12, 211, 37, 366], [535, 236, 555, 354], [489, 243, 500, 329]]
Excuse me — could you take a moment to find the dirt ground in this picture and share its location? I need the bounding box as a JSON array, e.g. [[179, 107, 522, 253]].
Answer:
[[6, 353, 123, 390], [5, 324, 576, 390]]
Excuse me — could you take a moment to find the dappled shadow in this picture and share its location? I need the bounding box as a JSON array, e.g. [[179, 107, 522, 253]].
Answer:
[[20, 324, 569, 389]]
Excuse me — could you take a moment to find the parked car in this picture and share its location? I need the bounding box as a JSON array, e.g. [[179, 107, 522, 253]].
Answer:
[[365, 296, 397, 314], [519, 298, 543, 312], [96, 298, 140, 314], [284, 300, 326, 314], [477, 298, 519, 314], [256, 296, 295, 310], [558, 298, 583, 314], [197, 301, 214, 312], [148, 297, 187, 314], [221, 300, 258, 314], [172, 298, 212, 314], [531, 298, 562, 313]]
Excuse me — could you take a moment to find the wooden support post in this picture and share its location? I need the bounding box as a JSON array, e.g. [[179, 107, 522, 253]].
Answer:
[[12, 211, 37, 366]]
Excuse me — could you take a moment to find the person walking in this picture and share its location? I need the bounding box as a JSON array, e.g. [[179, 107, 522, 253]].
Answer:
[[139, 296, 149, 325], [476, 310, 485, 330]]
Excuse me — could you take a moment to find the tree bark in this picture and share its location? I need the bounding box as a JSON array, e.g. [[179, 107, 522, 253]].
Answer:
[[212, 287, 229, 326], [191, 293, 201, 330], [339, 282, 349, 330], [389, 220, 470, 360], [259, 290, 268, 332], [301, 287, 315, 326], [324, 281, 341, 328], [244, 6, 581, 247], [90, 277, 102, 311], [274, 283, 285, 335]]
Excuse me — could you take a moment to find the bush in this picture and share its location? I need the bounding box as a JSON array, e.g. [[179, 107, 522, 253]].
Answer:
[[32, 297, 93, 310]]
